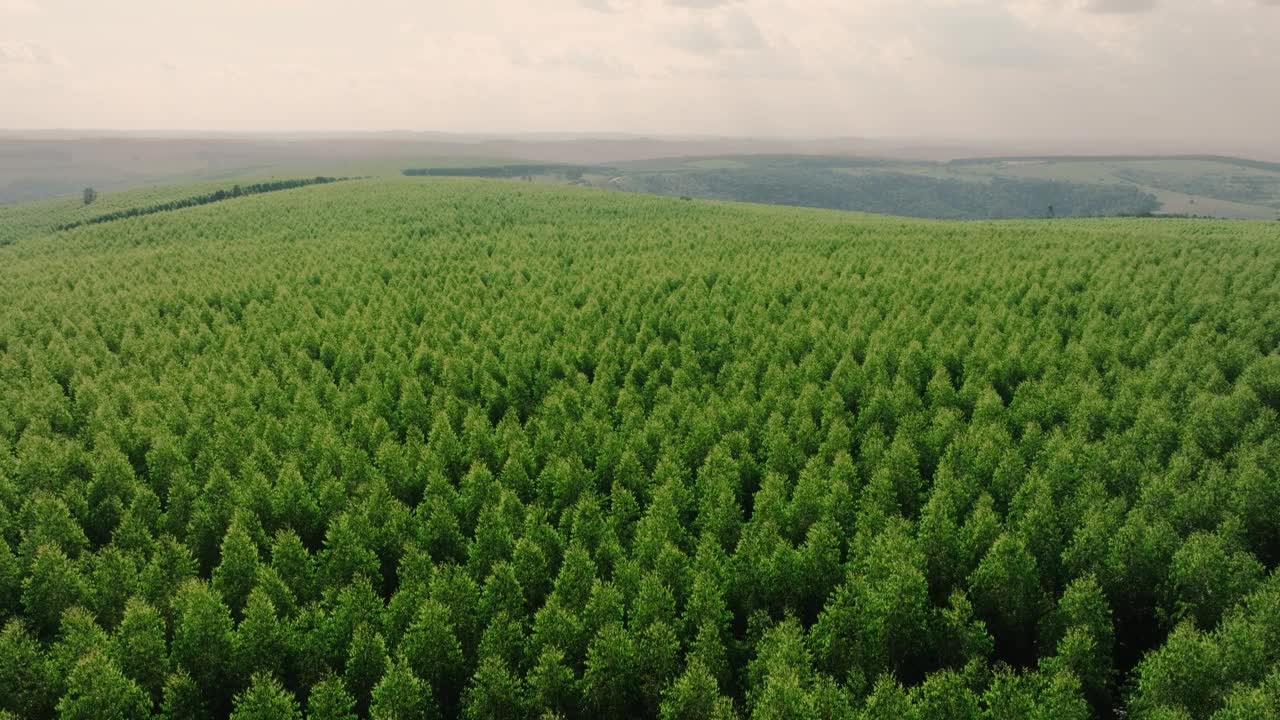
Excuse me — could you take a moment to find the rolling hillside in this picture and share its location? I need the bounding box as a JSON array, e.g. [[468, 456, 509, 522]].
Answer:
[[596, 155, 1280, 220], [1, 178, 1279, 719], [6, 134, 1280, 220]]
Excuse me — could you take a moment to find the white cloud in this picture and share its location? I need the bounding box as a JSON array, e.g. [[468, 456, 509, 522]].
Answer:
[[0, 0, 1275, 154], [577, 0, 615, 12], [1083, 0, 1158, 13], [667, 0, 742, 8], [0, 0, 42, 15], [0, 40, 64, 66]]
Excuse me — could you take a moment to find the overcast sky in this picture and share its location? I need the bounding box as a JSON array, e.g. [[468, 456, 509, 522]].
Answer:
[[2, 0, 1278, 148]]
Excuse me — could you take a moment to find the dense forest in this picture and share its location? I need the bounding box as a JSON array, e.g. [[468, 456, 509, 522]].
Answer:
[[1, 178, 1278, 719], [617, 170, 1161, 219]]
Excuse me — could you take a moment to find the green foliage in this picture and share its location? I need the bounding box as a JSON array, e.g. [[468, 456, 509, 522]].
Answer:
[[171, 581, 237, 712], [1, 177, 1279, 719], [56, 650, 151, 720], [345, 624, 389, 715], [22, 545, 88, 637], [306, 677, 358, 720], [462, 656, 526, 720], [0, 619, 57, 717], [659, 657, 736, 720], [398, 599, 464, 710], [162, 668, 211, 720], [1160, 531, 1264, 630], [369, 659, 438, 720], [213, 523, 262, 616], [1130, 573, 1280, 718], [235, 589, 289, 680], [969, 532, 1046, 665], [112, 598, 169, 701], [230, 673, 303, 720]]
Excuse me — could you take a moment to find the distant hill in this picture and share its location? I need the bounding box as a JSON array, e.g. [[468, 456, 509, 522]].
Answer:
[[5, 134, 1279, 219]]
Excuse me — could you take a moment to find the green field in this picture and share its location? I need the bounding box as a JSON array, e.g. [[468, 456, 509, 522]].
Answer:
[[2, 178, 1280, 719]]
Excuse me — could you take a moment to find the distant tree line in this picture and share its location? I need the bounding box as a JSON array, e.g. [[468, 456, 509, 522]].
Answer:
[[404, 165, 609, 179], [56, 177, 350, 232]]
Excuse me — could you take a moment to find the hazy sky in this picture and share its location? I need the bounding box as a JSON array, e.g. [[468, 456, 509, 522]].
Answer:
[[3, 0, 1279, 146]]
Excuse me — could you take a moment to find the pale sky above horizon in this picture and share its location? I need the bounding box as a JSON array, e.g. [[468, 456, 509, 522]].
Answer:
[[2, 0, 1279, 148]]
